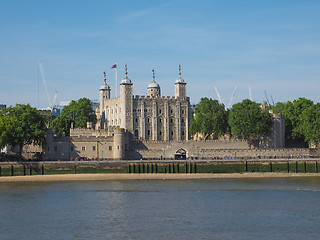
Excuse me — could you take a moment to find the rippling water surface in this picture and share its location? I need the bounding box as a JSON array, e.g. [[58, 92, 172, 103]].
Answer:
[[0, 177, 320, 240]]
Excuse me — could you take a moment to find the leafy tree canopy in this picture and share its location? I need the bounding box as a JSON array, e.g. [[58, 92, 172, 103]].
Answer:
[[284, 97, 314, 138], [51, 97, 97, 136], [0, 104, 46, 153], [272, 102, 285, 114], [190, 97, 227, 139], [300, 103, 320, 146], [228, 99, 272, 144]]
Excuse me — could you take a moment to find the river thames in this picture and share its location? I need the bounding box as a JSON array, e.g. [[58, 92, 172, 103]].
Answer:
[[0, 177, 319, 240]]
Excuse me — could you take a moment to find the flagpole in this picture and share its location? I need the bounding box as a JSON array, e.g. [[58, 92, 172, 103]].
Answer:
[[115, 63, 117, 97]]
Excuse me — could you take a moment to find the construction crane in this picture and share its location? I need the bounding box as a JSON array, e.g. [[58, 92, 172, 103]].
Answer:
[[249, 84, 252, 101], [227, 85, 237, 109], [264, 90, 271, 106], [39, 62, 58, 108], [214, 86, 223, 104]]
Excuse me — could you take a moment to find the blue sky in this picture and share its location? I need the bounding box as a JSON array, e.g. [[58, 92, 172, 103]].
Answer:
[[1, 0, 320, 108]]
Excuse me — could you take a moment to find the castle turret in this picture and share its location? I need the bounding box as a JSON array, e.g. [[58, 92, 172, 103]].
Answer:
[[147, 69, 161, 98], [120, 64, 133, 131], [100, 71, 111, 107], [99, 72, 111, 129], [175, 64, 186, 99]]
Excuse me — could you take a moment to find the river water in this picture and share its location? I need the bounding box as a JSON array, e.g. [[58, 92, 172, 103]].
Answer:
[[0, 177, 319, 240]]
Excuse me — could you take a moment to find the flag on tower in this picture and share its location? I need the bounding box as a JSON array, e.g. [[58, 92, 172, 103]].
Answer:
[[111, 64, 117, 69]]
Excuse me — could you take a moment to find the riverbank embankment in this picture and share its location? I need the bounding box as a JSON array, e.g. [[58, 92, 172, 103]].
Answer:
[[0, 172, 319, 182]]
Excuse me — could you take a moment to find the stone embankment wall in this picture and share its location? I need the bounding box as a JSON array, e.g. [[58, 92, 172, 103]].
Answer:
[[128, 140, 313, 160]]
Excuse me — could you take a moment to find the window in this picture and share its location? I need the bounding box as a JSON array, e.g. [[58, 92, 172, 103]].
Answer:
[[159, 118, 162, 123], [82, 147, 85, 151], [144, 109, 147, 112], [170, 109, 173, 114], [147, 117, 150, 123], [171, 131, 174, 136], [182, 119, 184, 124], [116, 119, 118, 125], [182, 131, 185, 136], [159, 131, 162, 135], [135, 118, 138, 123], [159, 109, 162, 114], [109, 146, 112, 151], [92, 146, 96, 151], [182, 109, 185, 114], [170, 118, 174, 123], [117, 145, 120, 150], [148, 130, 151, 136]]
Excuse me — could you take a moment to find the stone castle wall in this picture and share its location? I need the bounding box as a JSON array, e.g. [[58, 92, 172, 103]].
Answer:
[[127, 140, 311, 160]]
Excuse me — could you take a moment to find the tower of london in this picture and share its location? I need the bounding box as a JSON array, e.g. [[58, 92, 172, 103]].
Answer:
[[96, 65, 190, 142]]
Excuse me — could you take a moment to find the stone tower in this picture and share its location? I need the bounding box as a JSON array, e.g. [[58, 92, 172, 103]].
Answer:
[[99, 71, 111, 129], [120, 65, 133, 131], [147, 69, 161, 98], [175, 64, 186, 99]]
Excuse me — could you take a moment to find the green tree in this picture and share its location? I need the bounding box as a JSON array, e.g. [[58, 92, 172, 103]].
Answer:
[[284, 98, 314, 138], [190, 97, 227, 139], [51, 97, 97, 136], [272, 102, 285, 113], [300, 103, 320, 146], [0, 104, 46, 154], [228, 99, 272, 146]]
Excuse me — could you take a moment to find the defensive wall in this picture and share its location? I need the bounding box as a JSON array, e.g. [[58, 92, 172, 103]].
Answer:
[[128, 140, 313, 160]]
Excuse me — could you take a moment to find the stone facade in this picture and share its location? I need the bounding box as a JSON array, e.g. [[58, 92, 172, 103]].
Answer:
[[96, 65, 190, 142], [40, 65, 289, 161]]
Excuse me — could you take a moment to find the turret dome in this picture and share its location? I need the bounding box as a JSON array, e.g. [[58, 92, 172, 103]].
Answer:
[[120, 64, 132, 85], [148, 80, 160, 89]]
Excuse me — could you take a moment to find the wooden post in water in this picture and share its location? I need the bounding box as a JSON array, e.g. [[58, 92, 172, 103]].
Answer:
[[270, 162, 272, 172], [177, 163, 180, 173], [190, 163, 193, 173], [172, 164, 175, 173], [185, 163, 188, 173], [194, 163, 197, 173], [296, 161, 298, 173], [29, 164, 32, 175], [23, 165, 26, 176], [11, 165, 14, 176], [138, 164, 141, 173], [128, 164, 131, 173], [151, 164, 154, 173], [287, 161, 290, 173], [156, 164, 158, 173], [316, 161, 318, 173], [74, 165, 77, 174], [0, 166, 1, 177], [245, 161, 248, 172], [42, 165, 44, 175]]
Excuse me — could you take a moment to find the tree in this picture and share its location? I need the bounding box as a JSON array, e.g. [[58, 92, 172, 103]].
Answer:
[[300, 103, 320, 146], [284, 98, 314, 138], [228, 99, 272, 145], [190, 97, 227, 139], [51, 97, 97, 136], [272, 102, 285, 113], [0, 104, 46, 154]]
